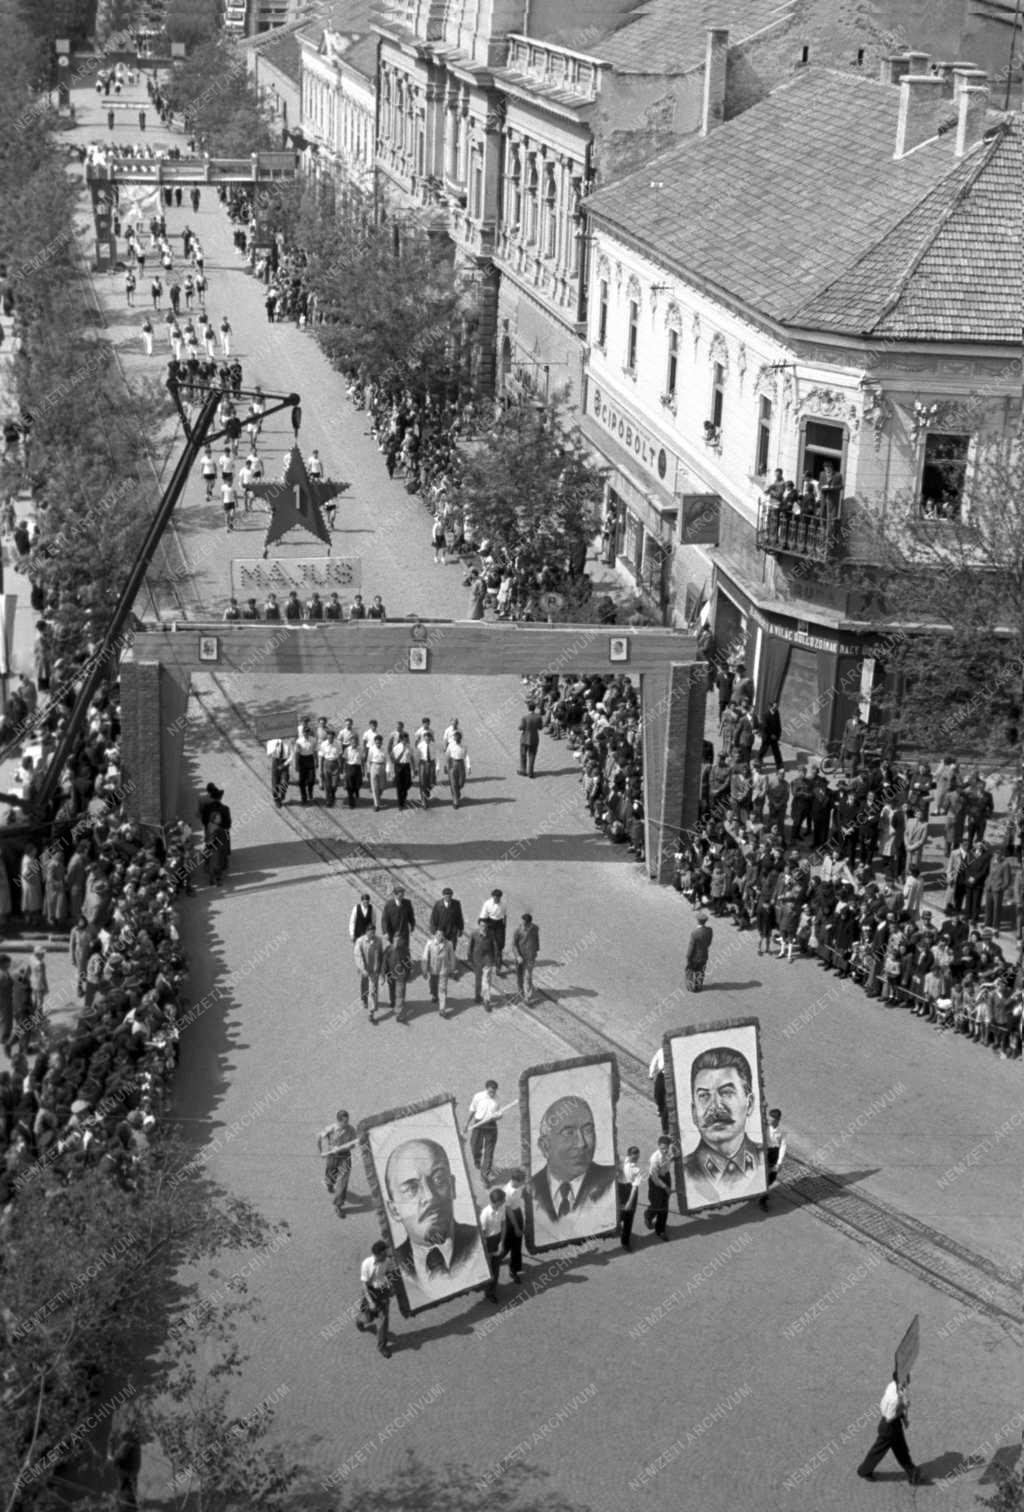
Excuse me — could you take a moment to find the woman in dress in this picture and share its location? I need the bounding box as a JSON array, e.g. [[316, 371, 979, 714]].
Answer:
[[20, 844, 43, 928]]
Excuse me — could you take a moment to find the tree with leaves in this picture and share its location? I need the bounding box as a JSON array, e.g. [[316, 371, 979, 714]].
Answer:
[[829, 407, 1024, 766], [164, 0, 220, 46], [161, 39, 278, 156], [302, 186, 470, 403], [0, 1141, 291, 1510], [450, 392, 606, 617]]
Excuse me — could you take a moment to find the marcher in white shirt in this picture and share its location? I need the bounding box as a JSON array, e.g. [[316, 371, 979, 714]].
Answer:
[[478, 1188, 506, 1302], [758, 1107, 786, 1210], [857, 1376, 924, 1483], [479, 889, 507, 972], [502, 1169, 526, 1281], [618, 1145, 643, 1249], [444, 733, 468, 809], [366, 734, 388, 812], [464, 1079, 502, 1184], [648, 1045, 669, 1134]]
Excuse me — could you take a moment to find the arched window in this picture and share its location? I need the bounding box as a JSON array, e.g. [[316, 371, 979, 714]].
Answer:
[[543, 164, 557, 258], [525, 156, 539, 244], [507, 147, 522, 228]]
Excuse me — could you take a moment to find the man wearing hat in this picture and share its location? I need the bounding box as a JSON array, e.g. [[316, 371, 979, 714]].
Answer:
[[428, 888, 465, 962], [686, 911, 713, 990]]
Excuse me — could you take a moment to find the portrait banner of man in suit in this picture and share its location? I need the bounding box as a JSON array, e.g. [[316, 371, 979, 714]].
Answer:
[[361, 1094, 491, 1317], [520, 1054, 620, 1254], [664, 1018, 768, 1215]]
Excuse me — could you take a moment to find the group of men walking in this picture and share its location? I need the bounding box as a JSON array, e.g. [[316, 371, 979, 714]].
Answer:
[[349, 883, 539, 1022]]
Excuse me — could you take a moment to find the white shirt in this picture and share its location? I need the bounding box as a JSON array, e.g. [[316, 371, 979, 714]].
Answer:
[[446, 739, 466, 761], [648, 1047, 665, 1080], [480, 896, 506, 924], [308, 454, 323, 477], [360, 1255, 389, 1291], [478, 1203, 505, 1241], [362, 726, 380, 754], [443, 723, 461, 746], [880, 1382, 907, 1422], [767, 1125, 787, 1169], [503, 1180, 525, 1216], [468, 1090, 500, 1126]]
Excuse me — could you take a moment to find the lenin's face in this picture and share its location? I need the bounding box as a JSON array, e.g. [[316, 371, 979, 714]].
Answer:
[[691, 1067, 754, 1153], [386, 1140, 455, 1247], [539, 1100, 596, 1182]]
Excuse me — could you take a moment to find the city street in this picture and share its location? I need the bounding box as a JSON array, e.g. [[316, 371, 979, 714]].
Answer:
[[66, 79, 1024, 1512]]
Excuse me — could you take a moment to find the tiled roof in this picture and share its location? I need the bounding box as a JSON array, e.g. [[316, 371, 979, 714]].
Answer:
[[584, 69, 1019, 342], [255, 29, 303, 81], [596, 0, 793, 73], [295, 0, 377, 77], [793, 117, 1023, 340]]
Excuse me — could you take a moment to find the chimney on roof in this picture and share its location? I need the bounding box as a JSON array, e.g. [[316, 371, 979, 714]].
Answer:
[[894, 74, 947, 159], [953, 64, 987, 101], [955, 82, 989, 156], [906, 49, 930, 73], [879, 53, 911, 85], [701, 27, 729, 136]]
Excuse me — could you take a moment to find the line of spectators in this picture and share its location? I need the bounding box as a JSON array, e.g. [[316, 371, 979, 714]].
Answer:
[[674, 746, 1022, 1060], [0, 692, 193, 1220], [523, 674, 646, 859]]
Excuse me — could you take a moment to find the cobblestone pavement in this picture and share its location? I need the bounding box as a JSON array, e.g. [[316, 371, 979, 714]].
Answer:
[[56, 80, 1024, 1512]]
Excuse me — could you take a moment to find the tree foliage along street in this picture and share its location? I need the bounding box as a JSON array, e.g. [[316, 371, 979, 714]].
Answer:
[[1, 1143, 292, 1510], [451, 394, 606, 609], [0, 6, 165, 663], [300, 188, 472, 403], [164, 0, 221, 46], [160, 38, 278, 157], [836, 416, 1024, 762]]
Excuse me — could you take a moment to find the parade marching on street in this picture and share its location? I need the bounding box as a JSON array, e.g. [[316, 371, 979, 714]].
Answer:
[[0, 36, 1020, 1512]]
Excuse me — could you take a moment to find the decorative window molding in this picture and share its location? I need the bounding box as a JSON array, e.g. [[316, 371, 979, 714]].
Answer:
[[664, 300, 682, 331], [595, 252, 610, 284], [625, 273, 642, 305], [708, 331, 729, 376], [754, 363, 778, 401], [798, 385, 860, 430]]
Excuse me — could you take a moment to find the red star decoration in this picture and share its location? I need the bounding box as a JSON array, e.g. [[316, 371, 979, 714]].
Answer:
[[249, 447, 350, 555]]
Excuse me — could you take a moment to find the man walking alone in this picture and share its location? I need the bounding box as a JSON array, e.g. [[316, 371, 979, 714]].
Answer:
[[518, 702, 543, 777]]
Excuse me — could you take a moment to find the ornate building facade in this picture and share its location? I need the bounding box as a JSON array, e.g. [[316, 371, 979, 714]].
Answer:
[[583, 60, 1022, 752]]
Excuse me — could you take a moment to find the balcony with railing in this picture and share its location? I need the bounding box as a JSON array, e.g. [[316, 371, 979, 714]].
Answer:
[[756, 498, 840, 564]]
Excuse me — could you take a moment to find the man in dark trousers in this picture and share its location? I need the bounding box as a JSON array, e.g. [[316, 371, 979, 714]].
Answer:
[[382, 882, 415, 945], [428, 887, 465, 961], [857, 1374, 926, 1484], [518, 702, 543, 777], [758, 700, 784, 769], [686, 910, 713, 989]]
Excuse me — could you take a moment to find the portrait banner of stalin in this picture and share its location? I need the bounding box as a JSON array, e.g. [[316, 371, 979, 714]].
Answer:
[[360, 1093, 491, 1317], [663, 1018, 769, 1214], [520, 1053, 620, 1254]]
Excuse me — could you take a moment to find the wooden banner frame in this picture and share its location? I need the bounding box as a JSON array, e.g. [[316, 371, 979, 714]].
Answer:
[[358, 1091, 490, 1317], [663, 1016, 768, 1215], [519, 1052, 621, 1255]]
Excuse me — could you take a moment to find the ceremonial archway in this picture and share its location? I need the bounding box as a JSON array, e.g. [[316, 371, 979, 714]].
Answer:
[[122, 621, 706, 883]]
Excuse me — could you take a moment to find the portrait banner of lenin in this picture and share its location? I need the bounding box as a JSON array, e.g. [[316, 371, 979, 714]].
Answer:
[[360, 1094, 491, 1317], [520, 1053, 620, 1254], [664, 1018, 768, 1214]]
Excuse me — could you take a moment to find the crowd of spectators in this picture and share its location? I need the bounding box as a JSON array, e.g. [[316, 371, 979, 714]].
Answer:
[[0, 674, 192, 1219], [675, 717, 1022, 1058], [525, 673, 646, 860]]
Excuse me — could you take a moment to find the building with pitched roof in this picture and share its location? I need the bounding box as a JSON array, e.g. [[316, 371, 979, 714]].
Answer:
[[297, 0, 378, 195], [243, 18, 308, 137], [372, 0, 926, 394], [581, 58, 1022, 751]]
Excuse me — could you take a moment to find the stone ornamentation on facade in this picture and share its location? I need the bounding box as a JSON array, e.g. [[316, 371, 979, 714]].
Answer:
[[736, 343, 747, 387], [754, 364, 778, 400], [708, 331, 728, 374], [798, 385, 860, 430], [691, 311, 701, 353], [861, 387, 893, 452]]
